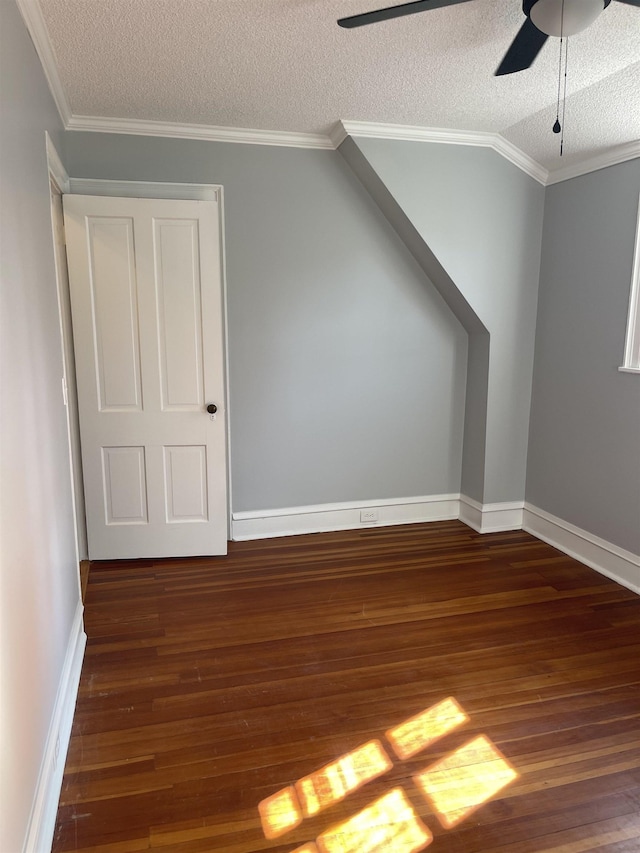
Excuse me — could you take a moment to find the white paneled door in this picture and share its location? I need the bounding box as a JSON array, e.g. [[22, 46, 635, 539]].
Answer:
[[63, 195, 227, 559]]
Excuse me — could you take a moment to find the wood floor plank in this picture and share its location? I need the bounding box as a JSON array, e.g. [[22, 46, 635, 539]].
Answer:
[[53, 522, 640, 852]]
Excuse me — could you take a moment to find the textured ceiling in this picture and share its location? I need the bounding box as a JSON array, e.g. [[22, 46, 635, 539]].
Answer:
[[35, 0, 640, 173]]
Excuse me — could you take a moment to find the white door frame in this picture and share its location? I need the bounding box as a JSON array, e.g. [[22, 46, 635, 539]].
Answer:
[[46, 153, 233, 543], [47, 134, 87, 573]]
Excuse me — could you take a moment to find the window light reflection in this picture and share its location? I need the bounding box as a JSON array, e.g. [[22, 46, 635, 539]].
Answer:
[[316, 787, 433, 853], [289, 844, 319, 853], [414, 734, 518, 829], [258, 785, 302, 839], [386, 697, 469, 760], [296, 740, 393, 818]]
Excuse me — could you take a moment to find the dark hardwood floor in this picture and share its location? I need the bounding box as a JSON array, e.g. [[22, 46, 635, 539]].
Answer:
[[53, 521, 640, 852]]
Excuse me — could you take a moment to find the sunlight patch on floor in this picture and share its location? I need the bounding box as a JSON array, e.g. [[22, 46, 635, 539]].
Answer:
[[386, 697, 469, 760], [297, 740, 393, 818], [258, 784, 302, 839], [414, 734, 518, 829], [258, 697, 519, 850], [316, 788, 433, 853]]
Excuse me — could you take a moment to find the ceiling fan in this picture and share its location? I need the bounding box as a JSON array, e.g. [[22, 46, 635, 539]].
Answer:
[[338, 0, 640, 76]]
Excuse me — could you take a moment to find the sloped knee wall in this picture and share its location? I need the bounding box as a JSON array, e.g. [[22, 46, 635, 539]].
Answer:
[[338, 136, 544, 505]]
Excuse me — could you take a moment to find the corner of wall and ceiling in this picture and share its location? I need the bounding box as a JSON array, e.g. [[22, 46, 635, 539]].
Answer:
[[16, 0, 640, 189], [16, 0, 72, 126], [46, 131, 69, 192], [335, 120, 551, 184]]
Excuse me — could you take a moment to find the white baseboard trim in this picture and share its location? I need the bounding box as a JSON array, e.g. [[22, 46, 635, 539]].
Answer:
[[523, 504, 640, 595], [233, 497, 639, 597], [459, 495, 524, 533], [23, 601, 86, 853], [232, 495, 460, 541]]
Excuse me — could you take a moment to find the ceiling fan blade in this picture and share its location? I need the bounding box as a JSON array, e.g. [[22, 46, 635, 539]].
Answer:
[[495, 18, 548, 76], [338, 0, 473, 29]]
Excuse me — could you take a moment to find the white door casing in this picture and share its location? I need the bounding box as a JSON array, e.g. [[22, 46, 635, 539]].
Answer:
[[63, 195, 228, 559], [50, 184, 88, 565]]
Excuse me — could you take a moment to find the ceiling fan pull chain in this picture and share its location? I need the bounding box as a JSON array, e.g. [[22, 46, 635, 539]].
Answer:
[[552, 0, 567, 155], [553, 34, 563, 135], [560, 36, 569, 156]]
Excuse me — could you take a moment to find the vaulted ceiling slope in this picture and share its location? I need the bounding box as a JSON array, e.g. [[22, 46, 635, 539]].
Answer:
[[21, 0, 640, 180]]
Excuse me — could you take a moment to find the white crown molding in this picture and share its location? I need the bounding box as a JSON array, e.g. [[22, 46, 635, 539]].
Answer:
[[232, 494, 460, 541], [61, 114, 637, 185], [329, 122, 350, 149], [546, 139, 640, 186], [23, 602, 86, 853], [339, 119, 496, 147], [335, 120, 549, 185], [523, 503, 640, 595], [65, 114, 334, 150], [17, 2, 634, 182], [15, 0, 71, 126], [491, 135, 550, 185]]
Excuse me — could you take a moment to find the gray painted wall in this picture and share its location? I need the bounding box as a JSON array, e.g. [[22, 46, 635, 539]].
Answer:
[[527, 160, 640, 554], [0, 3, 80, 849], [64, 133, 468, 511], [337, 137, 490, 504], [348, 138, 546, 505], [4, 0, 639, 844]]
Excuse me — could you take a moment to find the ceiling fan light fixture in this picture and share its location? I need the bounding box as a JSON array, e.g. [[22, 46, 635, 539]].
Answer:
[[528, 0, 609, 36]]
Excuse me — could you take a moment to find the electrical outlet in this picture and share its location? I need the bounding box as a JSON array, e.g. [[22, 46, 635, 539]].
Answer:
[[360, 509, 378, 523]]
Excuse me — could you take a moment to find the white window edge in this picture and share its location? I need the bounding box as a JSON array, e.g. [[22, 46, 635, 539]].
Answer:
[[620, 191, 640, 372]]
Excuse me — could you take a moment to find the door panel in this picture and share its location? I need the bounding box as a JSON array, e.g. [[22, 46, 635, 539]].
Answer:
[[87, 217, 143, 411], [163, 445, 208, 522], [154, 218, 204, 410], [63, 195, 227, 560], [102, 446, 148, 524]]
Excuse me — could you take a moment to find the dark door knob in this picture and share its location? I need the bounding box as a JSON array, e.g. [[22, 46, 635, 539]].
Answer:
[[207, 404, 218, 414]]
